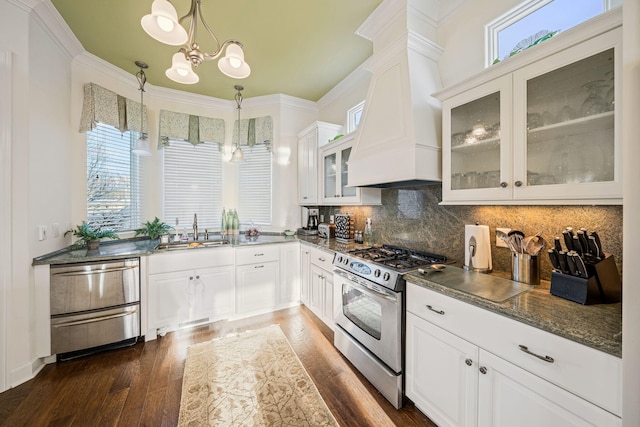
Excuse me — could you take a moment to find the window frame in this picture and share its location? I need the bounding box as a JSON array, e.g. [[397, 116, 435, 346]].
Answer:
[[347, 100, 365, 133]]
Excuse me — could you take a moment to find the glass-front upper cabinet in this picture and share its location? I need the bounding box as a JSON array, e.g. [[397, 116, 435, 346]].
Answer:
[[442, 75, 513, 202], [513, 28, 620, 202], [437, 14, 621, 205], [319, 133, 381, 206]]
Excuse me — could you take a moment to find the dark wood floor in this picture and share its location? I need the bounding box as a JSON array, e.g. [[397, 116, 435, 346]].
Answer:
[[0, 305, 436, 427]]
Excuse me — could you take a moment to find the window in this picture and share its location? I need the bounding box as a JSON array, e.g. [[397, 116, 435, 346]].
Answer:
[[163, 139, 223, 232], [347, 100, 365, 133], [86, 123, 142, 232], [486, 0, 612, 66], [238, 144, 272, 226]]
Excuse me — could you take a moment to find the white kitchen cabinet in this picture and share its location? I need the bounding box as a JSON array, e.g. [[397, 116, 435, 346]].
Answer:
[[305, 246, 336, 328], [278, 242, 300, 305], [297, 121, 343, 205], [477, 349, 621, 427], [436, 13, 622, 205], [319, 133, 381, 206], [235, 245, 280, 315], [406, 282, 621, 425], [146, 248, 235, 337], [300, 243, 311, 305], [406, 312, 478, 427]]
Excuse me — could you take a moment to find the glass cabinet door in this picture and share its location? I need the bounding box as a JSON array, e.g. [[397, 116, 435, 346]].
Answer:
[[340, 147, 356, 197], [524, 48, 615, 187], [324, 152, 337, 198], [450, 92, 503, 190]]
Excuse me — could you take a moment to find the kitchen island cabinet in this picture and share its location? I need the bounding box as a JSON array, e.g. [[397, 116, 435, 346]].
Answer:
[[435, 10, 622, 205], [406, 281, 621, 426]]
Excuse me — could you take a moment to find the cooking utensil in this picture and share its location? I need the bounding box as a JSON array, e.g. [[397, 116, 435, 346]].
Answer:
[[554, 237, 563, 252], [566, 253, 578, 276], [523, 233, 545, 256], [508, 230, 525, 253], [497, 229, 517, 252], [548, 248, 561, 271], [562, 230, 574, 252], [588, 235, 601, 260], [418, 264, 447, 274], [573, 253, 589, 278], [590, 231, 603, 254], [572, 235, 583, 256], [577, 230, 590, 255], [557, 250, 569, 274]]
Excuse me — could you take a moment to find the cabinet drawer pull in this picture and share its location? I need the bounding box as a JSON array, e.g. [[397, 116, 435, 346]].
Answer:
[[518, 345, 554, 363], [318, 257, 326, 262], [426, 304, 445, 315], [254, 253, 264, 256], [254, 265, 264, 269]]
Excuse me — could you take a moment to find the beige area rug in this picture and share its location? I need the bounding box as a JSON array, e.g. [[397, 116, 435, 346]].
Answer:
[[178, 325, 340, 426]]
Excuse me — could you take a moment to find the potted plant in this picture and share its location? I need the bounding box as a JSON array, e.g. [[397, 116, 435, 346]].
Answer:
[[134, 217, 174, 240], [65, 222, 119, 250]]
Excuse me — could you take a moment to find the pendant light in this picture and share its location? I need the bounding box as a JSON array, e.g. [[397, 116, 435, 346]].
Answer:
[[231, 85, 244, 162], [132, 61, 152, 156]]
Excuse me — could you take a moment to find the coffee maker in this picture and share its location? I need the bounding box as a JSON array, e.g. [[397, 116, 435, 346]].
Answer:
[[298, 207, 319, 235]]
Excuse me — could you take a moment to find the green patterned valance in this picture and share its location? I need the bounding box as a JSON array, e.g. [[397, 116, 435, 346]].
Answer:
[[79, 83, 147, 134], [159, 109, 225, 148], [232, 116, 273, 150]]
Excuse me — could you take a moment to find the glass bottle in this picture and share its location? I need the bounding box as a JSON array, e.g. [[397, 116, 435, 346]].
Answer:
[[221, 208, 226, 237], [364, 218, 373, 246]]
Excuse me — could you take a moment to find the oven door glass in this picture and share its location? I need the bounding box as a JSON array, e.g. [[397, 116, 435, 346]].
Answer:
[[343, 283, 382, 339]]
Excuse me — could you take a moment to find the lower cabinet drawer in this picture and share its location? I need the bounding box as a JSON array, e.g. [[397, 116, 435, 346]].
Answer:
[[235, 245, 280, 265], [309, 246, 335, 271], [406, 282, 622, 417]]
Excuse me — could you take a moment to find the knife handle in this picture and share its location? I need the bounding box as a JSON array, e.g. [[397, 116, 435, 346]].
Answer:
[[588, 235, 601, 260], [557, 251, 569, 274], [573, 254, 589, 278], [577, 230, 590, 255], [566, 253, 578, 276], [590, 231, 603, 254], [553, 237, 563, 252], [562, 230, 574, 252], [548, 249, 561, 272], [572, 236, 583, 256]]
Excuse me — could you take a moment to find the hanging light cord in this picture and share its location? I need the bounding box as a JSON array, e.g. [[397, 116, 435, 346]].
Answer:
[[235, 85, 243, 151], [135, 61, 148, 138]]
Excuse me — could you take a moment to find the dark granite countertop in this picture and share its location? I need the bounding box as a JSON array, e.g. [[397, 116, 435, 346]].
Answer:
[[405, 267, 622, 358], [33, 233, 300, 266]]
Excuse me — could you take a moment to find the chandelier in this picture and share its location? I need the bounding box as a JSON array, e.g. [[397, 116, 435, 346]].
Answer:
[[141, 0, 250, 84]]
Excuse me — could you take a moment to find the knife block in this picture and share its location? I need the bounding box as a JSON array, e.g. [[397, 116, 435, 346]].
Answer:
[[550, 254, 621, 305]]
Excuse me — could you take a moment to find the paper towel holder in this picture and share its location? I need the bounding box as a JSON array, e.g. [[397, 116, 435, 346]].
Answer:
[[463, 223, 492, 273]]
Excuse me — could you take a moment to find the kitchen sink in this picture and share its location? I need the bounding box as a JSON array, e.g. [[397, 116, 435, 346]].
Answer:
[[155, 240, 230, 250]]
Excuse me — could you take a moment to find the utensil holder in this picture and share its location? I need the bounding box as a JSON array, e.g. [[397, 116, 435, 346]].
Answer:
[[511, 253, 540, 286], [550, 254, 621, 305]]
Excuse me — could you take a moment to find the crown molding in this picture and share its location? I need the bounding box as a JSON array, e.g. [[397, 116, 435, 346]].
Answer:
[[30, 0, 84, 59]]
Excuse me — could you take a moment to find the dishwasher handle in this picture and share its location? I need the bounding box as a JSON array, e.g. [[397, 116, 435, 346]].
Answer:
[[52, 265, 138, 277]]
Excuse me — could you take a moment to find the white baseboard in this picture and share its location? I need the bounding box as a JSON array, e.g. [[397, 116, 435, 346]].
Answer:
[[9, 356, 46, 389]]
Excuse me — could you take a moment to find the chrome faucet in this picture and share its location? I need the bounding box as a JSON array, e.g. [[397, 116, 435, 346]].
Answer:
[[193, 213, 198, 240]]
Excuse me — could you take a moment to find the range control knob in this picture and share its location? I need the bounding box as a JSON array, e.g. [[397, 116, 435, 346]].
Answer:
[[336, 256, 342, 264], [343, 257, 350, 265], [383, 272, 391, 281], [374, 269, 381, 277]]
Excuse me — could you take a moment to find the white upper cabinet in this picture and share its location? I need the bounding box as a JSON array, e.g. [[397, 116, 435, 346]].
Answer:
[[297, 121, 343, 205], [319, 133, 381, 206], [436, 11, 621, 205]]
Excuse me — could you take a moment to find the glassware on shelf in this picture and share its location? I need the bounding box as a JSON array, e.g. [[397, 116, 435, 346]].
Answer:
[[580, 80, 608, 117], [604, 71, 614, 111], [556, 105, 576, 122], [540, 111, 555, 127]]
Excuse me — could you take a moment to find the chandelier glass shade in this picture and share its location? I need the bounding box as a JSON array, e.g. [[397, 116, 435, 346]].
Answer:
[[231, 85, 245, 162], [141, 0, 251, 85]]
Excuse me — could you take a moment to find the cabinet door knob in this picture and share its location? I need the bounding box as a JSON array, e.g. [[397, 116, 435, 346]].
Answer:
[[303, 196, 308, 199], [195, 275, 200, 280], [500, 181, 508, 188], [514, 180, 523, 187], [189, 276, 193, 280], [479, 366, 487, 374], [465, 358, 473, 366]]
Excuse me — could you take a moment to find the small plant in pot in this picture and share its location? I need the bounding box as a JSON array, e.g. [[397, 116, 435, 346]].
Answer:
[[134, 217, 174, 240], [65, 222, 119, 250]]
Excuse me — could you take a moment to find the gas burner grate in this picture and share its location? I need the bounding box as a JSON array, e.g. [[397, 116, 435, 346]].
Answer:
[[348, 244, 446, 271]]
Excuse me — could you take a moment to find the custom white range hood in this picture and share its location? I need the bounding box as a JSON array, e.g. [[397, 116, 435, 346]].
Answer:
[[348, 0, 444, 188]]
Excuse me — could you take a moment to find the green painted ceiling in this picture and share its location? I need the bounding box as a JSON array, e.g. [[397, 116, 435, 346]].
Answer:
[[51, 0, 382, 101]]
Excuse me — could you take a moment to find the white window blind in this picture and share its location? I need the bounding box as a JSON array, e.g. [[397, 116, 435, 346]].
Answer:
[[86, 123, 142, 231], [239, 144, 272, 226], [163, 139, 223, 232]]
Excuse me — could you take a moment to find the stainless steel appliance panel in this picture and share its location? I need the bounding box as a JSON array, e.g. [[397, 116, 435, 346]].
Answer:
[[50, 303, 140, 354], [334, 271, 403, 373], [50, 259, 140, 315]]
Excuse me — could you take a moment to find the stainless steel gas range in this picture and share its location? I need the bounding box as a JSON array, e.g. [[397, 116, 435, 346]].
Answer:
[[332, 245, 446, 409]]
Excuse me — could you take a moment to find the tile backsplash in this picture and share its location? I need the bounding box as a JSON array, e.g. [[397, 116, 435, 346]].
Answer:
[[319, 185, 623, 281]]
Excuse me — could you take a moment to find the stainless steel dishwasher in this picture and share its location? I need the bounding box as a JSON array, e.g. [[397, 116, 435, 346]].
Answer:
[[50, 258, 140, 359]]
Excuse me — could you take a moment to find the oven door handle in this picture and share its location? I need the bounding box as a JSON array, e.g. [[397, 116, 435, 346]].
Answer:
[[334, 270, 398, 302]]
